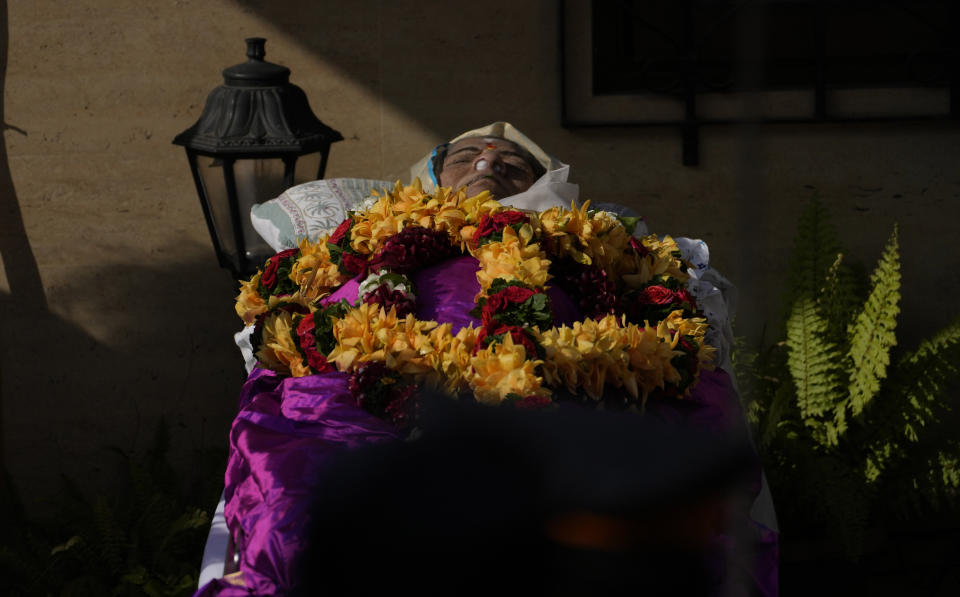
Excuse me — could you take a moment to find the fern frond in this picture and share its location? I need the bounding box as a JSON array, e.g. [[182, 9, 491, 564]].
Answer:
[[785, 195, 842, 305], [759, 381, 794, 449], [890, 319, 960, 424], [862, 320, 960, 482], [92, 496, 126, 572], [845, 225, 901, 416], [818, 252, 866, 347], [786, 297, 845, 441]]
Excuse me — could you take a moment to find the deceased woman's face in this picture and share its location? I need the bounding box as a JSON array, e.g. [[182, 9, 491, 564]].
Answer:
[[438, 137, 539, 199]]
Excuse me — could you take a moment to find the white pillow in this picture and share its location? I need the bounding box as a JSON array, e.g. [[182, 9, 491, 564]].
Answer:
[[251, 178, 393, 252]]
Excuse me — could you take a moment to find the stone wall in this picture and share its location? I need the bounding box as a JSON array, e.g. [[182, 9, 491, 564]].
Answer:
[[2, 0, 958, 512]]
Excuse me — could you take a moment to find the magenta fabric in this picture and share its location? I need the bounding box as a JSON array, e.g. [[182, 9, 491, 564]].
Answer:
[[215, 369, 400, 595], [196, 256, 778, 596]]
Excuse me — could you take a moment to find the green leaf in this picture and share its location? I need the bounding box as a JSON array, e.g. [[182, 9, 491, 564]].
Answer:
[[862, 319, 960, 482], [818, 252, 866, 348], [786, 297, 845, 435], [759, 382, 794, 449], [615, 215, 643, 235], [785, 194, 842, 310], [845, 225, 901, 416]]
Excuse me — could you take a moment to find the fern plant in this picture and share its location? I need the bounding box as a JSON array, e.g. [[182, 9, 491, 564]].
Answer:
[[0, 420, 222, 597], [740, 196, 960, 559]]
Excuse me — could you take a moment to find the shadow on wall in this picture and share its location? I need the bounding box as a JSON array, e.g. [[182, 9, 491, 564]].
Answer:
[[226, 0, 561, 145], [0, 253, 243, 515]]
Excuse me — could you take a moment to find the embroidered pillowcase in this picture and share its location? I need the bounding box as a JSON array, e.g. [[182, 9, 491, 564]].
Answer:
[[251, 178, 392, 252]]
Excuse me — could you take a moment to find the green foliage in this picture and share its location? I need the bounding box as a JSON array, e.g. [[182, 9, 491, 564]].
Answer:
[[740, 198, 960, 559], [0, 420, 222, 597], [785, 194, 842, 308], [845, 226, 901, 417], [785, 297, 844, 423]]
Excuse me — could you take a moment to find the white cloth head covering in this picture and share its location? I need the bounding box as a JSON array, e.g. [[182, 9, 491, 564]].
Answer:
[[408, 122, 579, 212]]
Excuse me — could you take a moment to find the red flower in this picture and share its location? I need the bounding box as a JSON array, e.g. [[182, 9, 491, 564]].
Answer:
[[628, 236, 650, 257], [481, 285, 538, 327], [675, 288, 697, 311], [482, 324, 538, 357], [487, 285, 537, 312], [340, 252, 369, 277], [491, 210, 527, 226], [328, 218, 353, 245], [637, 285, 676, 305], [261, 248, 299, 290], [295, 313, 331, 373], [473, 210, 528, 245]]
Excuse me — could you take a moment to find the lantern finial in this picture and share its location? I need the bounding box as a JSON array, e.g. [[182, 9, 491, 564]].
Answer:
[[245, 37, 266, 61]]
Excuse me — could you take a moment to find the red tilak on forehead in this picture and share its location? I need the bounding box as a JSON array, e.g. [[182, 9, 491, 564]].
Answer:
[[485, 143, 496, 150]]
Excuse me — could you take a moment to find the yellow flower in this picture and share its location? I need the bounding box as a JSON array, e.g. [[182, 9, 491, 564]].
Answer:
[[473, 226, 551, 292], [327, 303, 440, 378], [468, 334, 547, 404], [583, 210, 632, 274], [291, 237, 347, 302], [255, 311, 311, 377], [621, 234, 690, 288], [457, 189, 499, 224], [235, 271, 267, 325], [620, 322, 682, 400], [428, 324, 479, 393], [536, 316, 625, 400]]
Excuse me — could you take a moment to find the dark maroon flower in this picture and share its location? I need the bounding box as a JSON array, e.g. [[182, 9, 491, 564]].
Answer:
[[261, 248, 299, 290], [368, 241, 407, 271], [553, 258, 617, 319], [383, 384, 417, 427], [328, 218, 353, 245], [349, 361, 417, 429], [362, 285, 416, 317], [340, 252, 369, 277], [369, 226, 455, 273], [637, 285, 676, 306], [515, 395, 553, 410]]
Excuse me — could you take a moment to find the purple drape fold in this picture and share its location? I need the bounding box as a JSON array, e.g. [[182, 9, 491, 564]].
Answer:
[[196, 257, 777, 596]]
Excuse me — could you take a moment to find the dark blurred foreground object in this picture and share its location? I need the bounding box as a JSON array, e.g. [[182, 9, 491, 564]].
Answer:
[[173, 37, 342, 278], [295, 394, 756, 596]]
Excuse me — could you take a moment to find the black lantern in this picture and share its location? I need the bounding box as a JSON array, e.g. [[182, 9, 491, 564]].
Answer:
[[174, 37, 343, 277]]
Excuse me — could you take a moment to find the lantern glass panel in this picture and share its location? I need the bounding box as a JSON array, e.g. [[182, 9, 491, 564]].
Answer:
[[195, 154, 238, 262], [233, 158, 287, 261]]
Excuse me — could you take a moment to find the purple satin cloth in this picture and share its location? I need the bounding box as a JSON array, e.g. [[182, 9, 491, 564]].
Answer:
[[196, 256, 778, 596], [204, 369, 400, 596]]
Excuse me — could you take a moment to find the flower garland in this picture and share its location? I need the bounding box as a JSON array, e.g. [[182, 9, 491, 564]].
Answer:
[[236, 180, 715, 427]]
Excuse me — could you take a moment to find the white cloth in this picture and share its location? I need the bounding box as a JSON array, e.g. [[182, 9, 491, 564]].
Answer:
[[198, 491, 229, 588], [409, 121, 565, 191], [500, 165, 579, 212]]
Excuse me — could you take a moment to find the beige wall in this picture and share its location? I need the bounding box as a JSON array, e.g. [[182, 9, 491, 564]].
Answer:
[[2, 0, 958, 511]]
